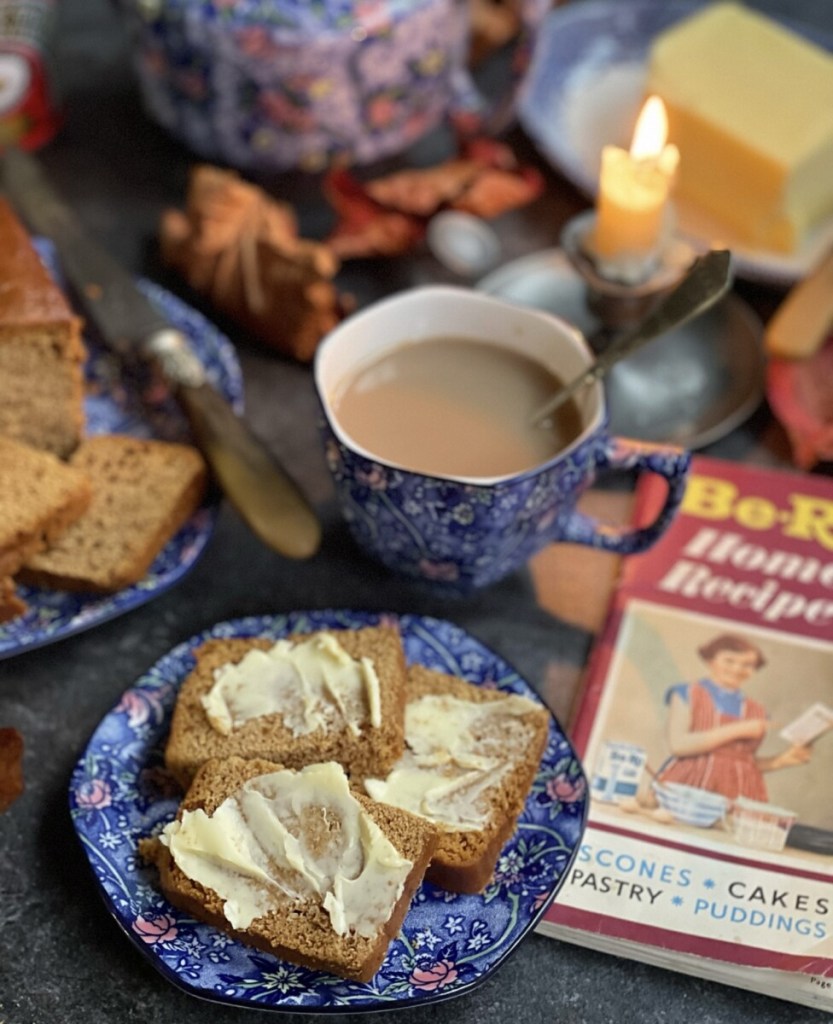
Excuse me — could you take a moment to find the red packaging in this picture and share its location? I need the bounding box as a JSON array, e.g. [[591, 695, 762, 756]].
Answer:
[[0, 0, 61, 150]]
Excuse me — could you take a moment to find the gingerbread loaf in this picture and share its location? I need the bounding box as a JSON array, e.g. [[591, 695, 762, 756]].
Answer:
[[0, 199, 86, 458]]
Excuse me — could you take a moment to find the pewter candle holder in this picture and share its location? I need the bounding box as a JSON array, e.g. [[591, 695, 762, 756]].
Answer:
[[560, 210, 699, 342]]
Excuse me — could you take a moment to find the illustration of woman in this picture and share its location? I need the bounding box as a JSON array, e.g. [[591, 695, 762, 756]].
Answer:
[[656, 633, 810, 801]]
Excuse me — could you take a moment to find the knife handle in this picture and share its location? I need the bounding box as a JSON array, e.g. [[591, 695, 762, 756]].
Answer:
[[176, 381, 321, 559]]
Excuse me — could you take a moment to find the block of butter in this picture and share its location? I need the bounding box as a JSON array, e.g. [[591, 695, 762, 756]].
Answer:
[[646, 2, 833, 253]]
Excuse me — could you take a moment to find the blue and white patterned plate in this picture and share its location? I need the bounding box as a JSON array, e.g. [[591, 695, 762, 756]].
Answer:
[[0, 241, 243, 659], [518, 0, 833, 286], [69, 610, 588, 1012]]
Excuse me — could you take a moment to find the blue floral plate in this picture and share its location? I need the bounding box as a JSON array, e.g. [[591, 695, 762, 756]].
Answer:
[[518, 0, 833, 286], [0, 242, 243, 659], [69, 609, 588, 1012]]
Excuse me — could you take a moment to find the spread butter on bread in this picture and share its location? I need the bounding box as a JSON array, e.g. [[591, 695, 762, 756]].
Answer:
[[164, 625, 407, 789], [364, 664, 551, 894], [141, 756, 437, 982]]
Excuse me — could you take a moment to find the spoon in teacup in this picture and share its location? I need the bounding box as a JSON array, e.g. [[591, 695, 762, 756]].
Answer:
[[531, 248, 733, 427]]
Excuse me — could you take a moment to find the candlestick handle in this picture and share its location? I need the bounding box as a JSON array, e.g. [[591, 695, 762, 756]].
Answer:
[[532, 249, 732, 425]]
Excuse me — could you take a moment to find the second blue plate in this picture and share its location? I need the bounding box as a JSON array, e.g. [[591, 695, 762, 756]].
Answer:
[[69, 610, 588, 1013]]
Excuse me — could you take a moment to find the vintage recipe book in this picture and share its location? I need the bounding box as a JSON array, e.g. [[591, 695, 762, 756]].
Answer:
[[538, 455, 833, 1011]]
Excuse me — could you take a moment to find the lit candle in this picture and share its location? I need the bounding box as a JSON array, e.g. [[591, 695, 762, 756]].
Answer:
[[593, 95, 680, 262]]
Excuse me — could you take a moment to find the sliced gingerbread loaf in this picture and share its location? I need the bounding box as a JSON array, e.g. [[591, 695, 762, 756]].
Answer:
[[0, 198, 86, 458], [164, 624, 407, 789], [20, 434, 207, 593], [141, 756, 437, 982], [0, 436, 92, 579], [365, 664, 551, 894]]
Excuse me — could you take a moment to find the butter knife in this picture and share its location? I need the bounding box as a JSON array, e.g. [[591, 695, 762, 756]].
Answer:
[[1, 147, 321, 560]]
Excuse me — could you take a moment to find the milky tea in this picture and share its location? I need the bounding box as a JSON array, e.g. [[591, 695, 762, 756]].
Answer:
[[330, 336, 584, 479]]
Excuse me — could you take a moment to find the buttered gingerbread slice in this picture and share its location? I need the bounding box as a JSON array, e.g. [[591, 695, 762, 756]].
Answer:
[[364, 665, 550, 894], [164, 625, 407, 789], [141, 757, 437, 982]]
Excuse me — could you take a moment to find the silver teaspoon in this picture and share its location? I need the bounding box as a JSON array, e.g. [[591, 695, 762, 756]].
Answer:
[[531, 248, 733, 426]]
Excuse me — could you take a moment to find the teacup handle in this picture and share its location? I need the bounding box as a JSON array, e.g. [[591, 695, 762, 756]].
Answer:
[[449, 0, 550, 135], [557, 438, 691, 554]]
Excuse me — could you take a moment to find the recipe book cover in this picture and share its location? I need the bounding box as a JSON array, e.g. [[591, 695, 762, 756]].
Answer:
[[538, 455, 833, 1011]]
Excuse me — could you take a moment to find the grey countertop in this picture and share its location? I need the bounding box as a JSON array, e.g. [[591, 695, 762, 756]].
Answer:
[[2, 1, 832, 1021]]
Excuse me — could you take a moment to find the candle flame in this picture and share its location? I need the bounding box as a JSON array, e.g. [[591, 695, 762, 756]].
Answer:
[[630, 95, 668, 161]]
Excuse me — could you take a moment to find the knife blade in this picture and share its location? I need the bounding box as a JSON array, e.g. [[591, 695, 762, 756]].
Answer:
[[1, 147, 321, 560]]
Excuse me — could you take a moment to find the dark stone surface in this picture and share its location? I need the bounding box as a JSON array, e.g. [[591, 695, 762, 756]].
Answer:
[[1, 2, 832, 1021]]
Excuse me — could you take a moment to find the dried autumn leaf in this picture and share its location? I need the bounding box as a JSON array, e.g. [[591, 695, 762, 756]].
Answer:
[[0, 727, 24, 813], [324, 169, 425, 259], [450, 166, 544, 218], [160, 165, 346, 362], [364, 161, 482, 217], [767, 334, 833, 469], [324, 139, 543, 261]]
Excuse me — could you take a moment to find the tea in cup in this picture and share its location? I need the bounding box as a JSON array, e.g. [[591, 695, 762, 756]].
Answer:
[[314, 286, 691, 592], [332, 333, 584, 480]]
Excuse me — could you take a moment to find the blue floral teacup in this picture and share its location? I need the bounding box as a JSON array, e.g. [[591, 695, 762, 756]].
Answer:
[[118, 0, 550, 171], [314, 286, 691, 593]]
